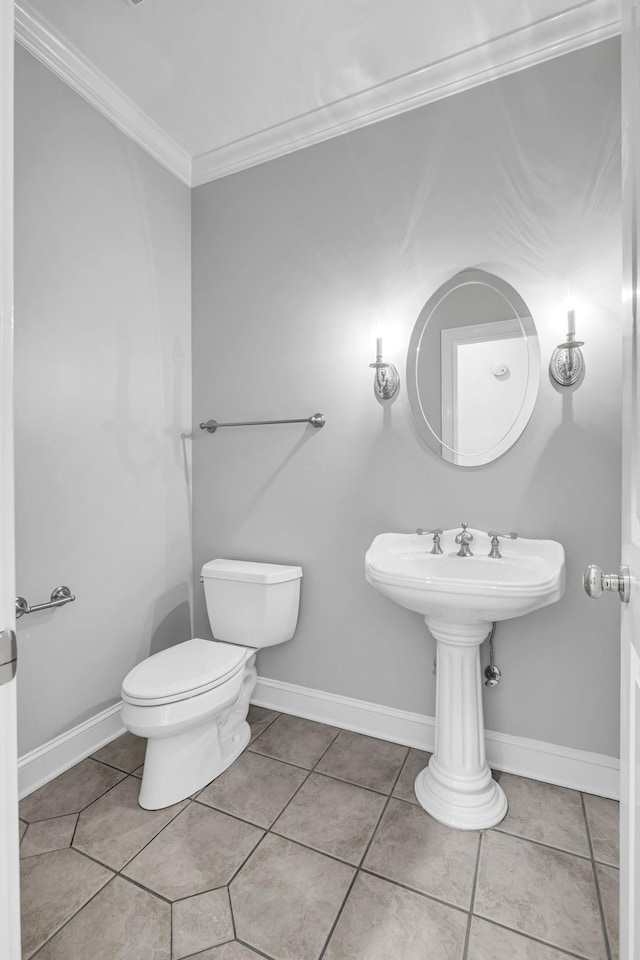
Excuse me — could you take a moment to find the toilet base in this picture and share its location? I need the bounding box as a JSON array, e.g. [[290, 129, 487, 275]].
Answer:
[[138, 719, 251, 810]]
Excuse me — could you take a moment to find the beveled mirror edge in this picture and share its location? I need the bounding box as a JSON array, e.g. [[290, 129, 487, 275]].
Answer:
[[406, 268, 541, 467]]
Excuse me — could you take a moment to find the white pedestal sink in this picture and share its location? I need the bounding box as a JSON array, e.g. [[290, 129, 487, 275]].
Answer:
[[365, 528, 565, 830]]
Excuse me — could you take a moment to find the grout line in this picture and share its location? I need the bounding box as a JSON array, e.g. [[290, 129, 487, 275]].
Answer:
[[265, 830, 365, 871], [227, 883, 237, 941], [264, 769, 316, 828], [224, 827, 270, 890], [316, 868, 359, 960], [20, 765, 127, 825], [317, 743, 411, 959], [113, 794, 194, 874], [490, 825, 593, 862], [68, 812, 81, 850], [247, 708, 281, 743], [358, 866, 471, 917], [461, 832, 484, 960], [170, 893, 174, 960], [235, 937, 279, 960], [485, 827, 604, 863], [29, 873, 118, 959], [469, 913, 594, 960], [580, 792, 613, 960]]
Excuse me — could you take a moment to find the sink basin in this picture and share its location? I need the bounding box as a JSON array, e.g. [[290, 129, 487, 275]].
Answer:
[[365, 527, 565, 831], [365, 529, 565, 624]]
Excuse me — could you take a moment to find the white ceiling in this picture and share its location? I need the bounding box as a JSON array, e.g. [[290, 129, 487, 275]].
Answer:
[[16, 0, 621, 186]]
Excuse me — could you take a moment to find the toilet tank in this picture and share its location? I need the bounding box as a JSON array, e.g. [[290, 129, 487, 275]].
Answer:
[[201, 559, 302, 648]]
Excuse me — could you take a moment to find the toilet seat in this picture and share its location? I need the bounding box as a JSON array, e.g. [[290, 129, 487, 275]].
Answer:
[[121, 638, 251, 706]]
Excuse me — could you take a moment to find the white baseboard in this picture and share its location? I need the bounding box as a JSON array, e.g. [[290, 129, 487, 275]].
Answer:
[[253, 676, 620, 801], [18, 703, 125, 800], [17, 679, 620, 802]]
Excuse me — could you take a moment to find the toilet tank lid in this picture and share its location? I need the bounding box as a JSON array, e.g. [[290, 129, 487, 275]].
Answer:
[[201, 559, 303, 584]]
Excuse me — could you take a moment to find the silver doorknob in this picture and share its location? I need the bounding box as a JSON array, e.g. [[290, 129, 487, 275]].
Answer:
[[583, 564, 630, 603]]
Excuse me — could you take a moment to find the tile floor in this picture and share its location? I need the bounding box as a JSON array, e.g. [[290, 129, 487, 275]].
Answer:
[[18, 707, 620, 960]]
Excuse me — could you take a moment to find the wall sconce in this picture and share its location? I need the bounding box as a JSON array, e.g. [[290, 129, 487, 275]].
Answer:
[[370, 337, 400, 400], [549, 309, 585, 386]]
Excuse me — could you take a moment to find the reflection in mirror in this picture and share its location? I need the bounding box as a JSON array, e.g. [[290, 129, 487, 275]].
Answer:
[[407, 269, 540, 467]]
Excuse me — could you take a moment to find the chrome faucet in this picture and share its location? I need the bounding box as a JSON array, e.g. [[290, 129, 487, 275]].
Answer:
[[455, 523, 474, 557], [416, 528, 443, 554], [487, 531, 518, 559]]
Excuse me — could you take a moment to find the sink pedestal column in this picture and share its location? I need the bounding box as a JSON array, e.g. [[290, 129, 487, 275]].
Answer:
[[414, 618, 508, 830]]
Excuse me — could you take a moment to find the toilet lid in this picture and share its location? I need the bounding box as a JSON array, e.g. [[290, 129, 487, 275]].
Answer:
[[122, 638, 248, 703]]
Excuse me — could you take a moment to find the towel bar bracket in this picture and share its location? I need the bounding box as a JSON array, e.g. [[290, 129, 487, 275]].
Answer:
[[16, 585, 76, 619]]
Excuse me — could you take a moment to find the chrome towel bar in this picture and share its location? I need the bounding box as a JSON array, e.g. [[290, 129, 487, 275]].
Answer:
[[16, 585, 75, 619], [199, 413, 326, 434]]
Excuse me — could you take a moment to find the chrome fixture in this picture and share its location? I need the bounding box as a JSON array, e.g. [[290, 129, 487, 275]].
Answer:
[[549, 309, 585, 386], [583, 564, 630, 603], [455, 522, 474, 557], [15, 585, 76, 619], [200, 413, 325, 434], [0, 630, 17, 685], [484, 622, 501, 687], [370, 338, 400, 401], [416, 528, 443, 554], [487, 530, 519, 559]]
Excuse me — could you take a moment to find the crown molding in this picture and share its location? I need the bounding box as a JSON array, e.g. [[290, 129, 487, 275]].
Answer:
[[15, 0, 619, 189], [14, 1, 192, 186], [191, 0, 621, 186]]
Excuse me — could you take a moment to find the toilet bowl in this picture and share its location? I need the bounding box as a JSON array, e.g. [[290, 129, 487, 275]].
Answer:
[[121, 559, 302, 809]]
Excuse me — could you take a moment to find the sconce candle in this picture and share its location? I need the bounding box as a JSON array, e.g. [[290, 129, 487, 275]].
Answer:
[[549, 309, 585, 387], [370, 336, 400, 400]]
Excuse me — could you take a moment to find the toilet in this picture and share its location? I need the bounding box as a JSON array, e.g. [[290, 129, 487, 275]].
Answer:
[[121, 559, 302, 809]]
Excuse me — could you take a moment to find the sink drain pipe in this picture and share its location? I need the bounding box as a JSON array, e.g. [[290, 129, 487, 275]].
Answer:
[[484, 621, 501, 687], [432, 621, 501, 687]]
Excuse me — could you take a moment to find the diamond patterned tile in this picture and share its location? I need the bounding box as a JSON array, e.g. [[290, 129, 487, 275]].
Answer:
[[35, 876, 170, 960], [248, 713, 339, 768], [494, 772, 590, 856], [92, 732, 147, 773], [467, 916, 581, 959], [316, 730, 408, 793], [272, 772, 385, 864], [247, 704, 279, 742], [181, 944, 265, 960], [392, 748, 431, 805], [324, 870, 467, 960], [596, 863, 619, 960], [475, 830, 607, 959], [197, 750, 307, 827], [122, 802, 263, 900], [72, 775, 188, 870], [230, 833, 354, 960], [363, 798, 479, 909], [19, 759, 125, 823], [584, 793, 619, 866], [20, 848, 112, 958], [20, 814, 77, 859], [172, 887, 234, 959]]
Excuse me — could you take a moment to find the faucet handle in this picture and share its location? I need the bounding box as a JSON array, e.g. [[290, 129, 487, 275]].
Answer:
[[416, 528, 443, 555], [455, 522, 474, 544], [487, 531, 518, 559]]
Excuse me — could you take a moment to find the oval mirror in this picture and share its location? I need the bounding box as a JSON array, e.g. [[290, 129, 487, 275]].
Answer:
[[406, 269, 540, 467]]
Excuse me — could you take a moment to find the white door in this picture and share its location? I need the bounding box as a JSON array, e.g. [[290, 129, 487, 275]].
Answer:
[[620, 2, 640, 956], [0, 1, 21, 957]]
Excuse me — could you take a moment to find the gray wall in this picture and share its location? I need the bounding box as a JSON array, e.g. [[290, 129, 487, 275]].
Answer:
[[192, 40, 622, 757], [14, 47, 193, 754]]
